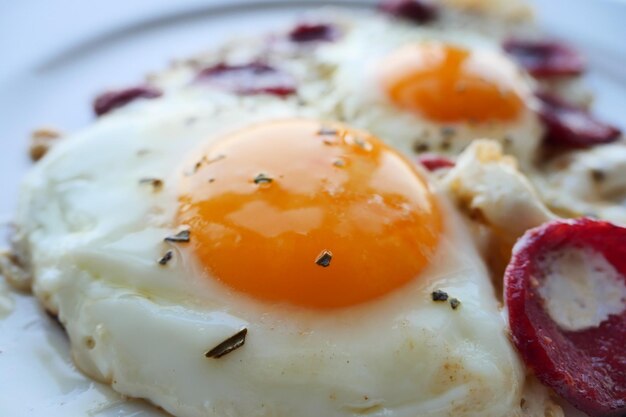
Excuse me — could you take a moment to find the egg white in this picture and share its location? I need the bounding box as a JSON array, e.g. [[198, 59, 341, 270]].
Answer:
[[532, 143, 626, 224]]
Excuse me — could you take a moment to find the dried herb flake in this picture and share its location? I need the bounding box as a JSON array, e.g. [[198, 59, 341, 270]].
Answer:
[[431, 290, 449, 302], [413, 142, 430, 153], [164, 230, 190, 243], [254, 173, 273, 185], [158, 250, 173, 266], [205, 328, 248, 359], [315, 250, 333, 267], [139, 178, 164, 191]]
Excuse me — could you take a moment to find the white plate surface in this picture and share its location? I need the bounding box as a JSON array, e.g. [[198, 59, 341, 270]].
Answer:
[[0, 0, 625, 416]]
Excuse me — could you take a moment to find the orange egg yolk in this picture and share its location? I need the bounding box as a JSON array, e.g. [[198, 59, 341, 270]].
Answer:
[[178, 119, 442, 309], [379, 43, 525, 123]]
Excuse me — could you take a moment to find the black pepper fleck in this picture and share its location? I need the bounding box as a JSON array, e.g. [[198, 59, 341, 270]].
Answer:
[[205, 328, 248, 359], [413, 142, 430, 153], [431, 290, 449, 302], [450, 298, 461, 310], [315, 250, 333, 267], [189, 154, 226, 175]]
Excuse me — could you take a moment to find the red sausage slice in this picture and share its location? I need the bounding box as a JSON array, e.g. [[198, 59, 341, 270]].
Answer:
[[503, 39, 585, 77], [288, 23, 339, 43], [416, 153, 455, 171], [195, 63, 296, 97], [94, 86, 162, 116], [536, 92, 622, 147], [505, 218, 626, 417], [378, 0, 438, 24]]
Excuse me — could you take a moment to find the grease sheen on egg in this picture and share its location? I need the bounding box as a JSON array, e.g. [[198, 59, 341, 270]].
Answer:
[[178, 119, 442, 308]]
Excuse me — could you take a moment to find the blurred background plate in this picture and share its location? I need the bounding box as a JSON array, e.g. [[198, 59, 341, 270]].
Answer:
[[0, 0, 624, 416]]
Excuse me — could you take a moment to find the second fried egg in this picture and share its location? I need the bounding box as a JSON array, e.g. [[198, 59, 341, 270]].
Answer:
[[318, 12, 543, 166]]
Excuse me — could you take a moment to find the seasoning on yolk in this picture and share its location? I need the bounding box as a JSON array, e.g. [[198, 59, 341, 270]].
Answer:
[[178, 119, 442, 308], [379, 43, 525, 123]]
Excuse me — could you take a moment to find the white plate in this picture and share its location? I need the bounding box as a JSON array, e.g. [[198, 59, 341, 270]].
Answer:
[[0, 1, 624, 416]]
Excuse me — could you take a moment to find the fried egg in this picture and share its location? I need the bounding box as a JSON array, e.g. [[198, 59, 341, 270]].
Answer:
[[315, 10, 544, 167], [12, 79, 563, 416]]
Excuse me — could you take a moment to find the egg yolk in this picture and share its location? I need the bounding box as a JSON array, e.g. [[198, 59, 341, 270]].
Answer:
[[379, 43, 525, 123], [178, 119, 442, 308]]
